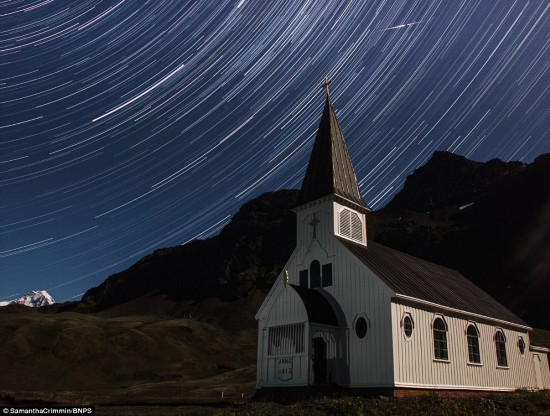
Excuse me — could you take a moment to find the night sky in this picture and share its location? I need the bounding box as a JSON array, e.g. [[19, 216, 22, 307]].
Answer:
[[1, 1, 549, 303]]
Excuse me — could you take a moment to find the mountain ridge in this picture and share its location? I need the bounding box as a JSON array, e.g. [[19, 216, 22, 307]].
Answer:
[[1, 150, 548, 397], [66, 151, 549, 330]]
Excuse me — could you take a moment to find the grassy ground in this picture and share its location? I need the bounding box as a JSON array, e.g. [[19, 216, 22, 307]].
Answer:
[[1, 307, 549, 415], [93, 390, 550, 415], [0, 307, 257, 393], [2, 390, 549, 415]]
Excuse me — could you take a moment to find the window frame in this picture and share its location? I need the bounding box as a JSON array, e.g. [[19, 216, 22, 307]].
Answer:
[[401, 313, 414, 340], [466, 323, 482, 365], [518, 336, 526, 356], [299, 269, 308, 288], [353, 314, 370, 340], [321, 263, 333, 287], [433, 316, 449, 361], [495, 329, 509, 368], [310, 260, 321, 288]]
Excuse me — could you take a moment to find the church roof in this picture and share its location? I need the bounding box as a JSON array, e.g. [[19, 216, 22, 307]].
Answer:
[[338, 238, 527, 327], [297, 94, 370, 212], [289, 284, 339, 326]]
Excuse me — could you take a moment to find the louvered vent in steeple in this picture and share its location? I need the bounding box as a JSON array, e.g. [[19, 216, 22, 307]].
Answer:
[[338, 208, 363, 242]]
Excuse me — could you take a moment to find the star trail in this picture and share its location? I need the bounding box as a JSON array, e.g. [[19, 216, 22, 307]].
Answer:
[[1, 0, 548, 303]]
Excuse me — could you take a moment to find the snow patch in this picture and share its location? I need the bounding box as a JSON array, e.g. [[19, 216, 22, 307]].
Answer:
[[0, 290, 55, 307]]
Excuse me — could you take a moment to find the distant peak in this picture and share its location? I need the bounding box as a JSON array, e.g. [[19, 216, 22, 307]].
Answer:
[[0, 290, 55, 308]]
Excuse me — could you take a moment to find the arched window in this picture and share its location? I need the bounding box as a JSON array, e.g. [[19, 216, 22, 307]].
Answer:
[[310, 260, 321, 288], [433, 318, 448, 360], [466, 324, 481, 364], [495, 330, 508, 367]]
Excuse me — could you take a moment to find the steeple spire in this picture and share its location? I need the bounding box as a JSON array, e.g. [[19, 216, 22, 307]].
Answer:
[[297, 79, 370, 213]]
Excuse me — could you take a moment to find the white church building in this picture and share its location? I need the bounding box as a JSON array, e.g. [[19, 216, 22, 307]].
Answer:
[[255, 81, 550, 396]]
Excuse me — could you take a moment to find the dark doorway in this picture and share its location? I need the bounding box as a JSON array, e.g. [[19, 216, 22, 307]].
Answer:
[[312, 337, 327, 384]]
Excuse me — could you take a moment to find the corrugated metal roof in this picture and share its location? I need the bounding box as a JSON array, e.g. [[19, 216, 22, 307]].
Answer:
[[289, 284, 339, 326], [338, 238, 527, 327], [297, 96, 370, 212]]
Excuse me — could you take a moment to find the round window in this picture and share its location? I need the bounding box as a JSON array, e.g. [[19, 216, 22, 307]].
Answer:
[[355, 317, 368, 338], [403, 315, 413, 337]]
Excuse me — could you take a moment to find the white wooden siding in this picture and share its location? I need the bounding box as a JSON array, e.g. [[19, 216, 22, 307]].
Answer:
[[531, 351, 550, 389], [257, 288, 310, 387], [265, 286, 308, 326], [292, 200, 395, 387], [391, 302, 550, 390], [257, 197, 550, 391]]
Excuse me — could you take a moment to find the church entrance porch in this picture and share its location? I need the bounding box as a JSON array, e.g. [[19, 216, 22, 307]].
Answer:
[[257, 284, 348, 388]]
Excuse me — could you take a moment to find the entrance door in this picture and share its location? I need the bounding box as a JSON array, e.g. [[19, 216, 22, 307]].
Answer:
[[312, 337, 327, 384]]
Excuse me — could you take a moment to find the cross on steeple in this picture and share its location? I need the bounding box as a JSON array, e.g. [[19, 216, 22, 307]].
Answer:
[[322, 76, 332, 97], [309, 213, 320, 238]]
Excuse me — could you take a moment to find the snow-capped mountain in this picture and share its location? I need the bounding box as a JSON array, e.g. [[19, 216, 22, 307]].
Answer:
[[0, 290, 55, 307]]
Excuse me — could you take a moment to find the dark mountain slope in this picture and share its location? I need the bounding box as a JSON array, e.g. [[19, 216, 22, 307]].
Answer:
[[78, 190, 297, 312], [74, 152, 549, 329], [382, 151, 525, 214], [374, 152, 550, 328]]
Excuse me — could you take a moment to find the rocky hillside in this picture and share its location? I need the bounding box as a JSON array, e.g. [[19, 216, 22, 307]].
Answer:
[[374, 152, 550, 329], [73, 152, 550, 330], [75, 190, 297, 315], [382, 151, 526, 214]]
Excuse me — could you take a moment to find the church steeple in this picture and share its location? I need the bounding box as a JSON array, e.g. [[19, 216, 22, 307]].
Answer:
[[297, 78, 370, 213]]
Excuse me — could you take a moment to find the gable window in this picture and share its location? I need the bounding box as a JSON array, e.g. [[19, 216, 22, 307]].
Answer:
[[302, 262, 333, 288], [299, 270, 308, 288], [310, 261, 321, 288], [322, 263, 333, 287], [518, 337, 526, 356], [495, 330, 508, 367], [339, 208, 363, 242], [433, 317, 449, 360], [466, 324, 481, 364]]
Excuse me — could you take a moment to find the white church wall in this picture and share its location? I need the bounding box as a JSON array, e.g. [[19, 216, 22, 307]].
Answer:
[[293, 204, 396, 387], [257, 286, 310, 388], [530, 348, 550, 389], [391, 302, 550, 390], [332, 246, 395, 387], [295, 200, 334, 260], [265, 286, 308, 326]]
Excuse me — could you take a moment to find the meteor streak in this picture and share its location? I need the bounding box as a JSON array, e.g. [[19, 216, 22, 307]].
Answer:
[[381, 21, 422, 31]]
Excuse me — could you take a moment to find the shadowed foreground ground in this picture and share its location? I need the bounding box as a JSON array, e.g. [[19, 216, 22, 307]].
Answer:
[[4, 391, 546, 416]]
